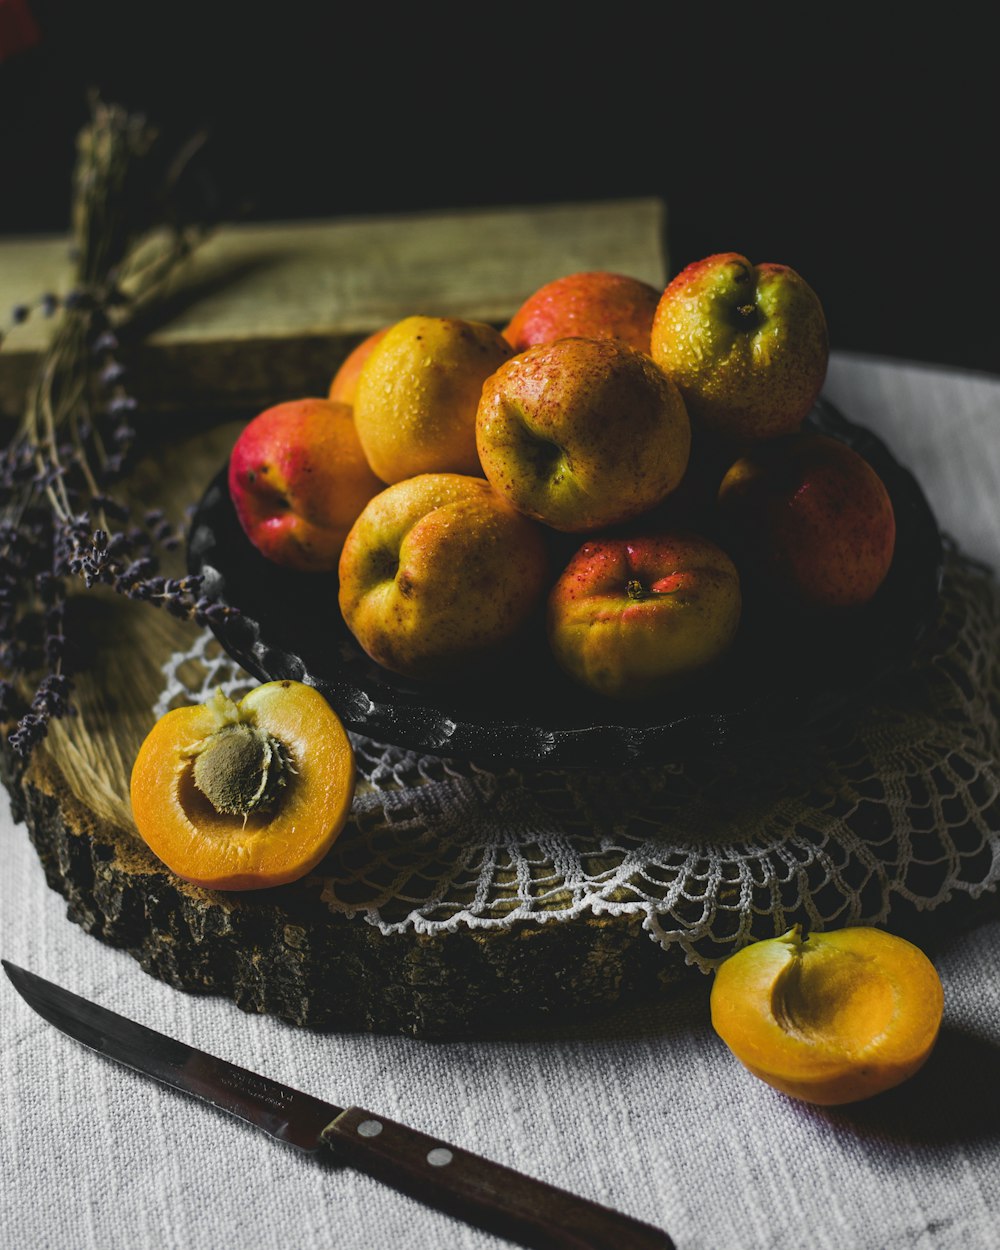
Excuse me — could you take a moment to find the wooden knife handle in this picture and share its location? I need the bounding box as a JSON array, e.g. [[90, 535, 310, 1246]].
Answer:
[[323, 1105, 675, 1250]]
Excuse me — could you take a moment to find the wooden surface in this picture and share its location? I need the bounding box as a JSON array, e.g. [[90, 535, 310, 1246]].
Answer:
[[0, 198, 667, 419], [1, 200, 681, 1037]]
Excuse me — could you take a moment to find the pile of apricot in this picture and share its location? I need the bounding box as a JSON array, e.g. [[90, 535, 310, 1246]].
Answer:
[[224, 259, 897, 702]]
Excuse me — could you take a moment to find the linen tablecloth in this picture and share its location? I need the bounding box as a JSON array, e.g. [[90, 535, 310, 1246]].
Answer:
[[2, 350, 999, 1250]]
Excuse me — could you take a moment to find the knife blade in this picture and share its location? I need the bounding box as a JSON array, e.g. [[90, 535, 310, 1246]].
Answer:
[[3, 960, 675, 1250]]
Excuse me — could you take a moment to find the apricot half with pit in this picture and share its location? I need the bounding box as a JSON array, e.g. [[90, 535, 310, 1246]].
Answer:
[[710, 924, 944, 1105], [130, 681, 355, 891]]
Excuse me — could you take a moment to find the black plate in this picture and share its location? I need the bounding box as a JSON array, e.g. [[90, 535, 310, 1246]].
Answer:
[[187, 399, 944, 769]]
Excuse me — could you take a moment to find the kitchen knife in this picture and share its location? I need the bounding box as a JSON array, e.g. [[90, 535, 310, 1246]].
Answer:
[[2, 960, 675, 1250]]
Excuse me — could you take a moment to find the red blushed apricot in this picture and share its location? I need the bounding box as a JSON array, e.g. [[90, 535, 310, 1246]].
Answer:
[[130, 682, 355, 891], [717, 432, 896, 609], [710, 925, 944, 1106], [503, 271, 661, 354], [228, 397, 383, 574], [546, 532, 741, 699]]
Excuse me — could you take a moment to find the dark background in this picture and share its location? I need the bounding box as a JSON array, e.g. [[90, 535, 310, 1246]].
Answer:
[[1, 2, 996, 376]]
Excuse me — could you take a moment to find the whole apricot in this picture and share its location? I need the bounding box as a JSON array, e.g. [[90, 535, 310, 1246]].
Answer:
[[650, 252, 828, 444], [716, 431, 896, 609], [547, 532, 741, 699], [338, 473, 548, 680], [352, 315, 514, 484], [476, 337, 691, 533], [228, 397, 382, 573], [328, 327, 390, 405], [503, 270, 661, 354], [710, 924, 944, 1105]]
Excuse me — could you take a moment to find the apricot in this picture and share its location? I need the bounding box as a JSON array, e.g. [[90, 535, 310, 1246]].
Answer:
[[716, 432, 896, 609], [710, 925, 944, 1106], [352, 315, 514, 484], [338, 473, 549, 680], [130, 682, 355, 891], [650, 252, 829, 444], [228, 397, 382, 573], [476, 337, 691, 533], [502, 270, 661, 354], [547, 532, 741, 699], [328, 327, 390, 405]]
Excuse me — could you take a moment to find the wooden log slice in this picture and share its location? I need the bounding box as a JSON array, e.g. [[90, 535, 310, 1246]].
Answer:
[[0, 419, 684, 1039], [3, 746, 678, 1039]]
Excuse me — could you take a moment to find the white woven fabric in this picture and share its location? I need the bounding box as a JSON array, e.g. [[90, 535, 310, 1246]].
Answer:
[[3, 351, 1000, 1250]]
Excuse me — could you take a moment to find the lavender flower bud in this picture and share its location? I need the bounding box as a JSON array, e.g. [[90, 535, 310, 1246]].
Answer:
[[100, 361, 128, 387], [92, 330, 119, 354]]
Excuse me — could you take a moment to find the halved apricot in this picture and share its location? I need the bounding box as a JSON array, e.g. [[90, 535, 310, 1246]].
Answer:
[[130, 681, 355, 891], [710, 924, 944, 1105]]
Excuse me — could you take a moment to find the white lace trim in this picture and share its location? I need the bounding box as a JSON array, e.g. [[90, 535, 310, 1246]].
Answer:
[[156, 549, 1000, 972]]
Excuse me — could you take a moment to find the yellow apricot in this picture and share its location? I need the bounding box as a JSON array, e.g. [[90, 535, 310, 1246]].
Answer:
[[353, 315, 513, 484], [710, 925, 944, 1105]]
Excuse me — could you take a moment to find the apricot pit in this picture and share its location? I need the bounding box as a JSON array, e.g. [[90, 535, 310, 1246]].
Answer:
[[190, 718, 291, 817], [710, 924, 944, 1105]]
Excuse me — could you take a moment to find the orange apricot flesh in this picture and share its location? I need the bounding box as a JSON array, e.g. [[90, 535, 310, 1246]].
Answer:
[[710, 925, 944, 1105], [130, 681, 355, 891]]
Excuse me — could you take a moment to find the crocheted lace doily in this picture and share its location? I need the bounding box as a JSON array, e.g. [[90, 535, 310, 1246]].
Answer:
[[155, 544, 1000, 973]]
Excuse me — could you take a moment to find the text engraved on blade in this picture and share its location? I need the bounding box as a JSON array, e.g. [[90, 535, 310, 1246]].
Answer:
[[203, 1064, 295, 1111]]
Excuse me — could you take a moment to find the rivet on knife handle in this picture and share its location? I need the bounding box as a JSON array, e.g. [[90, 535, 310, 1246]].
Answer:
[[324, 1105, 676, 1250]]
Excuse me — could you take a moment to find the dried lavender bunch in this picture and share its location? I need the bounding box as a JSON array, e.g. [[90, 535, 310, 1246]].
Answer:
[[0, 96, 236, 759]]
